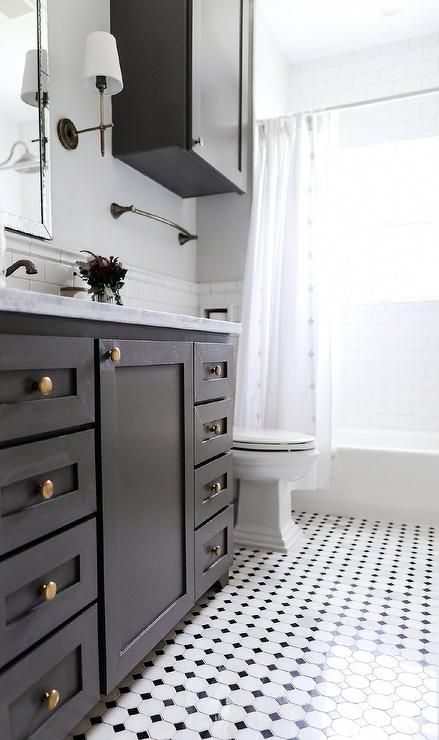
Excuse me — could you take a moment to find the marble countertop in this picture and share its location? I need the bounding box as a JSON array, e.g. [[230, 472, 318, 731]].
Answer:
[[0, 288, 241, 335]]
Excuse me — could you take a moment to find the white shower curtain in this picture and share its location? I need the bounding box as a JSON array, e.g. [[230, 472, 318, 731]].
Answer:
[[235, 112, 337, 488]]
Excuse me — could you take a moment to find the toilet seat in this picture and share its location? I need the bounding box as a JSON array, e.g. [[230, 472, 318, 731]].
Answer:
[[233, 427, 316, 452]]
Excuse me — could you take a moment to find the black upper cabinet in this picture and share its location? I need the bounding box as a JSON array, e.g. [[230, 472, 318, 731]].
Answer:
[[111, 0, 250, 198]]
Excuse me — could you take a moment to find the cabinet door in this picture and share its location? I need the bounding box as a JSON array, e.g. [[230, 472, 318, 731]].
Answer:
[[192, 0, 249, 193], [99, 340, 194, 692]]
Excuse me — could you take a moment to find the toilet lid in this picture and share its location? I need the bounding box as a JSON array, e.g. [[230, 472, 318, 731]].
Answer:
[[233, 427, 316, 452]]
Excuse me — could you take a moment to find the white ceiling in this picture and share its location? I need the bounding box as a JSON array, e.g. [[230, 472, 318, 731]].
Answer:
[[257, 0, 439, 64]]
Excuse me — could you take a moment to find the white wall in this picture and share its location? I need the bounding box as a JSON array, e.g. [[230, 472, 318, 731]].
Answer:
[[196, 192, 251, 286], [254, 3, 290, 120], [196, 0, 291, 288], [3, 0, 198, 315]]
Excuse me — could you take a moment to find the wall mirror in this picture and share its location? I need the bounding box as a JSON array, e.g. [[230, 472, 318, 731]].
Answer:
[[0, 0, 51, 239]]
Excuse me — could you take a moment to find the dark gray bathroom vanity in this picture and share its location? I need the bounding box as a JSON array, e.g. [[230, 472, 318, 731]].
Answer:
[[0, 290, 239, 740]]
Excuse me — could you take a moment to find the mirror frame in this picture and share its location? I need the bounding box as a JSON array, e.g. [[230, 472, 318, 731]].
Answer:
[[3, 0, 52, 240]]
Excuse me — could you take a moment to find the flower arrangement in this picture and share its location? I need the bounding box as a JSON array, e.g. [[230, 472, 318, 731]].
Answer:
[[76, 251, 127, 305]]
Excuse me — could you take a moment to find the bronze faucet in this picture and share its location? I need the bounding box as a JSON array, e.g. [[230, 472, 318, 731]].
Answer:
[[5, 259, 38, 278]]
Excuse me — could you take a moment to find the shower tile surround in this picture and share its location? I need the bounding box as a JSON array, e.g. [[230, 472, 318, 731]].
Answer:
[[67, 511, 438, 740], [199, 289, 439, 435], [339, 301, 439, 433]]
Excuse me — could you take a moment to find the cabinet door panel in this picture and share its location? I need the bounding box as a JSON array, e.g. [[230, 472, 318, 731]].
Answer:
[[192, 0, 249, 192], [99, 340, 194, 692]]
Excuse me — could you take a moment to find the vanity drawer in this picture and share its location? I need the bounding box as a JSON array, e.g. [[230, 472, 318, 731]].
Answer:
[[195, 452, 233, 528], [0, 335, 94, 444], [194, 398, 233, 465], [0, 605, 99, 740], [0, 519, 97, 669], [195, 506, 233, 600], [194, 343, 234, 402], [0, 430, 96, 555]]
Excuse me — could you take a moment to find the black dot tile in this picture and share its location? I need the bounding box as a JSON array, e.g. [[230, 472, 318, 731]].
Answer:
[[70, 512, 438, 740]]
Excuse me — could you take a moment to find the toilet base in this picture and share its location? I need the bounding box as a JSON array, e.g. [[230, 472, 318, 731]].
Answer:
[[234, 479, 306, 554]]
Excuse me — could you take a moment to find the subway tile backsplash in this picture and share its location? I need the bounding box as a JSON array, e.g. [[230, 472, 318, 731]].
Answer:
[[3, 233, 199, 317]]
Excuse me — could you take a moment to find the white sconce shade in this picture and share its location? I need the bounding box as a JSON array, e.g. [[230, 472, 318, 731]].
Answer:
[[83, 31, 123, 95], [21, 48, 48, 107]]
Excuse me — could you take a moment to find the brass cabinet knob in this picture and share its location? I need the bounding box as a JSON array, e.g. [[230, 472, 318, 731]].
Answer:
[[35, 376, 53, 397], [210, 365, 222, 377], [210, 424, 221, 435], [41, 581, 57, 602], [43, 689, 60, 711], [106, 346, 121, 364], [39, 479, 54, 500], [211, 482, 222, 494], [193, 136, 204, 147], [211, 545, 222, 557]]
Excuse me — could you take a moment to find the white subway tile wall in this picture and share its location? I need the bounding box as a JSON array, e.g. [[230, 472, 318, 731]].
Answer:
[[3, 236, 241, 321], [288, 33, 439, 115], [339, 94, 439, 148], [4, 232, 199, 316], [339, 302, 439, 432], [198, 281, 243, 323]]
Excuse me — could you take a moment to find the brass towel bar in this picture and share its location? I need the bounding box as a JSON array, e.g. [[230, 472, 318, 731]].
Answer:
[[110, 202, 198, 245]]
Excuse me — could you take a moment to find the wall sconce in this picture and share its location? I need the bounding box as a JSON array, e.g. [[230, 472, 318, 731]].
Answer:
[[21, 49, 49, 107], [0, 141, 40, 174], [57, 31, 123, 157]]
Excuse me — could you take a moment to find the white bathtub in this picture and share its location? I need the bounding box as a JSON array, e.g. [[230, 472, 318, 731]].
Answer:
[[293, 428, 439, 525]]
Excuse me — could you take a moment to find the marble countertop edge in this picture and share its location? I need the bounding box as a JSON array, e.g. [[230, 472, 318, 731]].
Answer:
[[0, 288, 241, 335]]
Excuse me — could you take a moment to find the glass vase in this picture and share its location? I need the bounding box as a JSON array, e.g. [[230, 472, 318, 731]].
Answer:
[[91, 287, 122, 305]]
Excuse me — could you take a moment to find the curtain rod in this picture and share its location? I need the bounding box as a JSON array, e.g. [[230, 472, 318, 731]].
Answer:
[[110, 203, 198, 245], [257, 86, 439, 122]]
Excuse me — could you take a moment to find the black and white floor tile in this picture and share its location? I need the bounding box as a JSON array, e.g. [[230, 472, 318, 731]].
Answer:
[[67, 512, 439, 740]]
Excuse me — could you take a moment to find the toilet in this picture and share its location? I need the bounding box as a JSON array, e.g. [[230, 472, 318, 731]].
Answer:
[[233, 427, 319, 553]]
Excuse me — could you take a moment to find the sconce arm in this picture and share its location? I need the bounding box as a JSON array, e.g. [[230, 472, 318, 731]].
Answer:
[[0, 141, 27, 168], [76, 123, 113, 135]]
